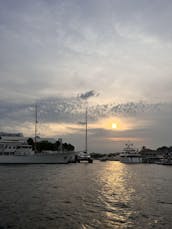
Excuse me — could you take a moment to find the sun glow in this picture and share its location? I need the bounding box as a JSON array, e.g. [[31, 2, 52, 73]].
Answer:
[[112, 123, 117, 129], [89, 116, 131, 131]]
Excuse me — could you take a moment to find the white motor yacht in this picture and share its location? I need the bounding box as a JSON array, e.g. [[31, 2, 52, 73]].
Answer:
[[0, 135, 75, 164], [120, 143, 142, 163]]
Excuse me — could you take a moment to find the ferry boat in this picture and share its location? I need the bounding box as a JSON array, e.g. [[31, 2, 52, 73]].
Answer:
[[120, 143, 142, 163], [0, 135, 76, 164]]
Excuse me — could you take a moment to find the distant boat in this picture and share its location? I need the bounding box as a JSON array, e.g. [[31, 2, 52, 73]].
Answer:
[[161, 159, 172, 165], [119, 143, 142, 164], [157, 153, 172, 165]]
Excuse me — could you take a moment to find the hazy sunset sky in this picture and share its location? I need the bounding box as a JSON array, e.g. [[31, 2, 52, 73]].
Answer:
[[0, 0, 172, 153]]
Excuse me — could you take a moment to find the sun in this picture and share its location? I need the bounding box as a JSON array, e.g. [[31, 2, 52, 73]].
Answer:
[[112, 123, 117, 129]]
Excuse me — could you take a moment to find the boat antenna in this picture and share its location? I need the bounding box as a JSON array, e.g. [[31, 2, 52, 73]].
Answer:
[[85, 104, 88, 154], [34, 103, 38, 153]]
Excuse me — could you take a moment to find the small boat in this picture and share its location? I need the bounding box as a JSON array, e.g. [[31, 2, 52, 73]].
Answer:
[[158, 154, 172, 165], [161, 160, 172, 165], [76, 152, 93, 163], [119, 143, 142, 163]]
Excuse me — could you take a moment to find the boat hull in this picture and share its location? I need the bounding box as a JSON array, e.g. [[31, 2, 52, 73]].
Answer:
[[120, 156, 142, 163], [0, 152, 75, 164]]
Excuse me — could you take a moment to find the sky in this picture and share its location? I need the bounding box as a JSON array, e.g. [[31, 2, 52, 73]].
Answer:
[[0, 0, 172, 153]]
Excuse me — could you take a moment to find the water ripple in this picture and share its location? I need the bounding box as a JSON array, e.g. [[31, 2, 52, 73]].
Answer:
[[0, 162, 171, 228]]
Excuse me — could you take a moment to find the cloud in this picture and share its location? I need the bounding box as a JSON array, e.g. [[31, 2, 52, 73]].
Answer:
[[0, 0, 172, 152], [78, 90, 99, 100], [0, 96, 167, 132], [0, 0, 172, 103], [0, 95, 172, 152]]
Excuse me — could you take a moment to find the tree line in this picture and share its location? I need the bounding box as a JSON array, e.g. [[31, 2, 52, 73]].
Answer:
[[27, 138, 75, 152]]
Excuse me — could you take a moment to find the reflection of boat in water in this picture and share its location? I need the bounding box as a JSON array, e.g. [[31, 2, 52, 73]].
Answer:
[[120, 143, 142, 163], [0, 135, 75, 164]]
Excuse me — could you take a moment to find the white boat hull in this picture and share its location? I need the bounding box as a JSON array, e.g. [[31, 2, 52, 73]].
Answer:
[[0, 152, 75, 164], [120, 143, 142, 163], [120, 156, 142, 163]]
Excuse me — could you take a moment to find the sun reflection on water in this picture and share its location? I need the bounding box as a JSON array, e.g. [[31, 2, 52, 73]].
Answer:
[[97, 162, 136, 227]]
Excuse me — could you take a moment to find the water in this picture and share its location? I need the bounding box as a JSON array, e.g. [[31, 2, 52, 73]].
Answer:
[[0, 161, 172, 229]]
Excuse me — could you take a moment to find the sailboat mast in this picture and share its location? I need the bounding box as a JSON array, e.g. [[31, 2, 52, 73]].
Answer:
[[34, 104, 38, 153], [85, 106, 88, 154]]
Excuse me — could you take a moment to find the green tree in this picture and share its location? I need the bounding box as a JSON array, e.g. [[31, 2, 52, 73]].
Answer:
[[27, 138, 34, 150]]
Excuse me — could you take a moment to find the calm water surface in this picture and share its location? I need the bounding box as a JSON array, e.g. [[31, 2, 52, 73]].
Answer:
[[0, 161, 172, 229]]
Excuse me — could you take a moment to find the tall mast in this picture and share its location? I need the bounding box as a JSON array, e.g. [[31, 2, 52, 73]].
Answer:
[[85, 106, 88, 154], [34, 103, 38, 153]]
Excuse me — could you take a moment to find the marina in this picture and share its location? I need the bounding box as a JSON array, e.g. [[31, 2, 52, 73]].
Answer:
[[0, 104, 93, 164], [0, 0, 172, 228]]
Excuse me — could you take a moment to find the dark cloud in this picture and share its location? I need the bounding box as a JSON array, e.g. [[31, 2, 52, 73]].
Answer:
[[0, 97, 166, 125], [77, 121, 86, 125], [0, 97, 172, 152], [88, 101, 161, 121], [78, 90, 99, 100]]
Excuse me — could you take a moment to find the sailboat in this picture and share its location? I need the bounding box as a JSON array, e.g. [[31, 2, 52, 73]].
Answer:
[[77, 107, 93, 163], [0, 104, 76, 164]]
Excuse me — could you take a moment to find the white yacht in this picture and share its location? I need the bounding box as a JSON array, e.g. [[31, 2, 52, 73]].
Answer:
[[0, 135, 76, 164], [120, 143, 142, 163], [0, 103, 76, 164]]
